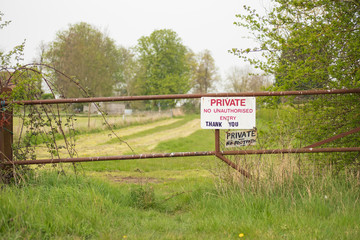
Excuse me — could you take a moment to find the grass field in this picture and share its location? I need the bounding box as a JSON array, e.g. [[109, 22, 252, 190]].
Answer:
[[1, 110, 360, 239]]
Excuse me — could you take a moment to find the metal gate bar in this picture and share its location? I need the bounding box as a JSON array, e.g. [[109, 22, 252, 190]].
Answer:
[[2, 147, 360, 166], [215, 129, 252, 178], [5, 88, 360, 106], [304, 127, 360, 148]]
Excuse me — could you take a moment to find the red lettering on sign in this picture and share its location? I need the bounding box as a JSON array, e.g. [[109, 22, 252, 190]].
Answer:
[[240, 99, 245, 106], [210, 98, 246, 107]]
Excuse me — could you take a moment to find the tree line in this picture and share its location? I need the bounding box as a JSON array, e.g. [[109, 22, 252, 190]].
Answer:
[[31, 22, 270, 110], [32, 23, 266, 111]]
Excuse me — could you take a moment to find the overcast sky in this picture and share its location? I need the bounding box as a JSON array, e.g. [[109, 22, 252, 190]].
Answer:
[[1, 0, 270, 79]]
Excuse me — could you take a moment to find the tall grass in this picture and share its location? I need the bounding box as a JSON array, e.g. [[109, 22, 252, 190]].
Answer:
[[1, 167, 359, 239], [2, 109, 360, 239]]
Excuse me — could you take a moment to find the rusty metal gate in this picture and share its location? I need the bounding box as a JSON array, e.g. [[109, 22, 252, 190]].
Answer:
[[1, 88, 360, 178]]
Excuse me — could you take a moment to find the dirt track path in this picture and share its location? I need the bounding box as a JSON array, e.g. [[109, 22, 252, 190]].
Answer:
[[36, 117, 201, 159], [75, 118, 181, 147]]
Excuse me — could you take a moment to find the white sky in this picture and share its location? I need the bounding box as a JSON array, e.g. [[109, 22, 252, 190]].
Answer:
[[0, 0, 270, 80]]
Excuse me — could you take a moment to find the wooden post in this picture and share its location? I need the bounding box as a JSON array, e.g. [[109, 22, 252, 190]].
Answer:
[[0, 87, 13, 162], [88, 103, 91, 128]]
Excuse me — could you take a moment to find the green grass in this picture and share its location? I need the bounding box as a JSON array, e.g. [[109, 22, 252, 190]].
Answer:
[[80, 114, 205, 172], [104, 114, 198, 144], [1, 170, 359, 239], [97, 127, 216, 173], [2, 110, 360, 239], [155, 128, 214, 153]]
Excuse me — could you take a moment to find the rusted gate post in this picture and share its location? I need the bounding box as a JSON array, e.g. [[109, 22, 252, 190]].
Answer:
[[0, 87, 13, 162], [0, 87, 13, 182], [214, 129, 252, 178]]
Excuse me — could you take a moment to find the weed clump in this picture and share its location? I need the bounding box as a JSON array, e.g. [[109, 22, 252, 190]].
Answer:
[[130, 185, 156, 209]]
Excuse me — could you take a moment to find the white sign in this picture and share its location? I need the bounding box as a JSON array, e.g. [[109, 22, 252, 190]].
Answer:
[[201, 97, 256, 129], [225, 129, 257, 147]]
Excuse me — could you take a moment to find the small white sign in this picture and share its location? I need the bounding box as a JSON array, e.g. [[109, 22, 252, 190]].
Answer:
[[225, 129, 257, 147], [201, 97, 256, 129]]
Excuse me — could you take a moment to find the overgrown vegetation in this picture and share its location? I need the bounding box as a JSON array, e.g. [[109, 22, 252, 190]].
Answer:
[[234, 0, 360, 170], [1, 110, 360, 239], [1, 100, 360, 238], [1, 2, 360, 238]]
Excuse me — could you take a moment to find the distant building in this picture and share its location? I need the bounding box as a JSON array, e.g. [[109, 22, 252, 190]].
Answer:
[[103, 102, 126, 115], [83, 102, 127, 115]]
